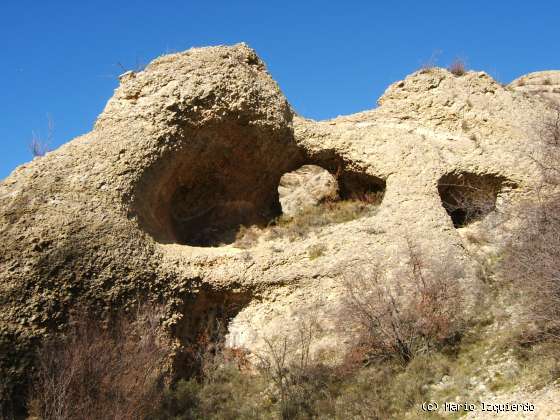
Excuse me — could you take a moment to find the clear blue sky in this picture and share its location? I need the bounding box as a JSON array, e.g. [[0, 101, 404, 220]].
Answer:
[[1, 1, 558, 180]]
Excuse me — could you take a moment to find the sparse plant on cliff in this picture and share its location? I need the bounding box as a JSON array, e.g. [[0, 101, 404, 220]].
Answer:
[[29, 115, 53, 158], [253, 316, 331, 419], [234, 197, 381, 247], [501, 105, 560, 343], [419, 49, 442, 72], [448, 58, 466, 76]]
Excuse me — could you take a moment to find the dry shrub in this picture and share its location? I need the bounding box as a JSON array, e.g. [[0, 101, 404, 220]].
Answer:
[[27, 304, 172, 420], [531, 104, 560, 184], [253, 317, 328, 419], [448, 58, 466, 76], [497, 105, 560, 343], [342, 240, 465, 364], [269, 199, 377, 239], [29, 115, 53, 158], [419, 50, 442, 73]]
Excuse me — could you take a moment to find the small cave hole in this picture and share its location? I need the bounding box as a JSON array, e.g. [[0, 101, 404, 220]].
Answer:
[[173, 287, 252, 378], [438, 172, 514, 228]]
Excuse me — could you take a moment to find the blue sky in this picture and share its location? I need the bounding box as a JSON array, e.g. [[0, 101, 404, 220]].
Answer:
[[1, 1, 559, 180]]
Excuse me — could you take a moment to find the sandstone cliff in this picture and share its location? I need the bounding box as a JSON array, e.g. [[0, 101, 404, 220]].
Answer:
[[1, 43, 558, 410]]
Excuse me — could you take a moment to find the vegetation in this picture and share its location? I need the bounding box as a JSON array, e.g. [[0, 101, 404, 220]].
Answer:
[[341, 240, 466, 365], [27, 304, 171, 420], [235, 193, 382, 247], [29, 115, 53, 158], [448, 58, 466, 76]]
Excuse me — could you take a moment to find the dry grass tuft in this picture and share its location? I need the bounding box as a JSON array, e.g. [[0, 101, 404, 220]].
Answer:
[[448, 58, 466, 76], [234, 194, 382, 247]]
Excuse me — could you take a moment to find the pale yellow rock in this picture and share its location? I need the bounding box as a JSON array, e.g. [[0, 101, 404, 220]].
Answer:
[[1, 44, 558, 403], [278, 164, 339, 217], [510, 70, 560, 107]]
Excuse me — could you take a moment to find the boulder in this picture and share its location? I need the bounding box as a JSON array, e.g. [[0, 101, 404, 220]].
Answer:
[[278, 164, 339, 217]]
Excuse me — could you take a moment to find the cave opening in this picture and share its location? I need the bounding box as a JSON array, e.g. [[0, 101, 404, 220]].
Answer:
[[437, 171, 513, 228], [133, 123, 303, 247], [173, 287, 252, 378], [337, 170, 387, 204], [304, 153, 387, 205]]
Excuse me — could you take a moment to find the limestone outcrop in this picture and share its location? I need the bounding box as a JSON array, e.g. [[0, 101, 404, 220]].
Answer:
[[509, 70, 560, 107], [278, 165, 339, 217], [1, 43, 558, 405]]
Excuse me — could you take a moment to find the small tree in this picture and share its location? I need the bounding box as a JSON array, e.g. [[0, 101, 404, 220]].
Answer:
[[501, 105, 560, 342], [253, 316, 326, 419]]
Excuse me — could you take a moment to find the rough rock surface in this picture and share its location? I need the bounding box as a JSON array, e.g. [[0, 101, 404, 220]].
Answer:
[[1, 43, 558, 405], [278, 165, 339, 217], [509, 70, 560, 107]]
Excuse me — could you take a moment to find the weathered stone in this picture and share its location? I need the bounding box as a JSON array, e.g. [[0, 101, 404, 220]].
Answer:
[[278, 165, 339, 217], [1, 44, 558, 407], [509, 70, 560, 107]]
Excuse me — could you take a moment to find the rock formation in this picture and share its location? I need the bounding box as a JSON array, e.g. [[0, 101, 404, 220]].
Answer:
[[509, 70, 560, 107], [278, 165, 339, 217], [1, 43, 557, 405]]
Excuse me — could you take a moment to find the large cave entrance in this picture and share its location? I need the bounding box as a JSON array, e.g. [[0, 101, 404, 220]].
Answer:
[[169, 182, 282, 247], [134, 123, 303, 247]]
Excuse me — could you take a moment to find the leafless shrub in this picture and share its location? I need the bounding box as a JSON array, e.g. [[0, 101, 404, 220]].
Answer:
[[29, 115, 53, 158], [419, 49, 442, 72], [502, 196, 560, 343], [253, 316, 327, 419], [448, 58, 466, 76], [500, 106, 560, 343], [27, 304, 172, 420], [342, 240, 465, 364], [530, 104, 560, 185]]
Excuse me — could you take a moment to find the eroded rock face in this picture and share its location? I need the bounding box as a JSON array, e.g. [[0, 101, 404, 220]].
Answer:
[[509, 71, 560, 107], [0, 44, 557, 405], [278, 165, 339, 217]]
